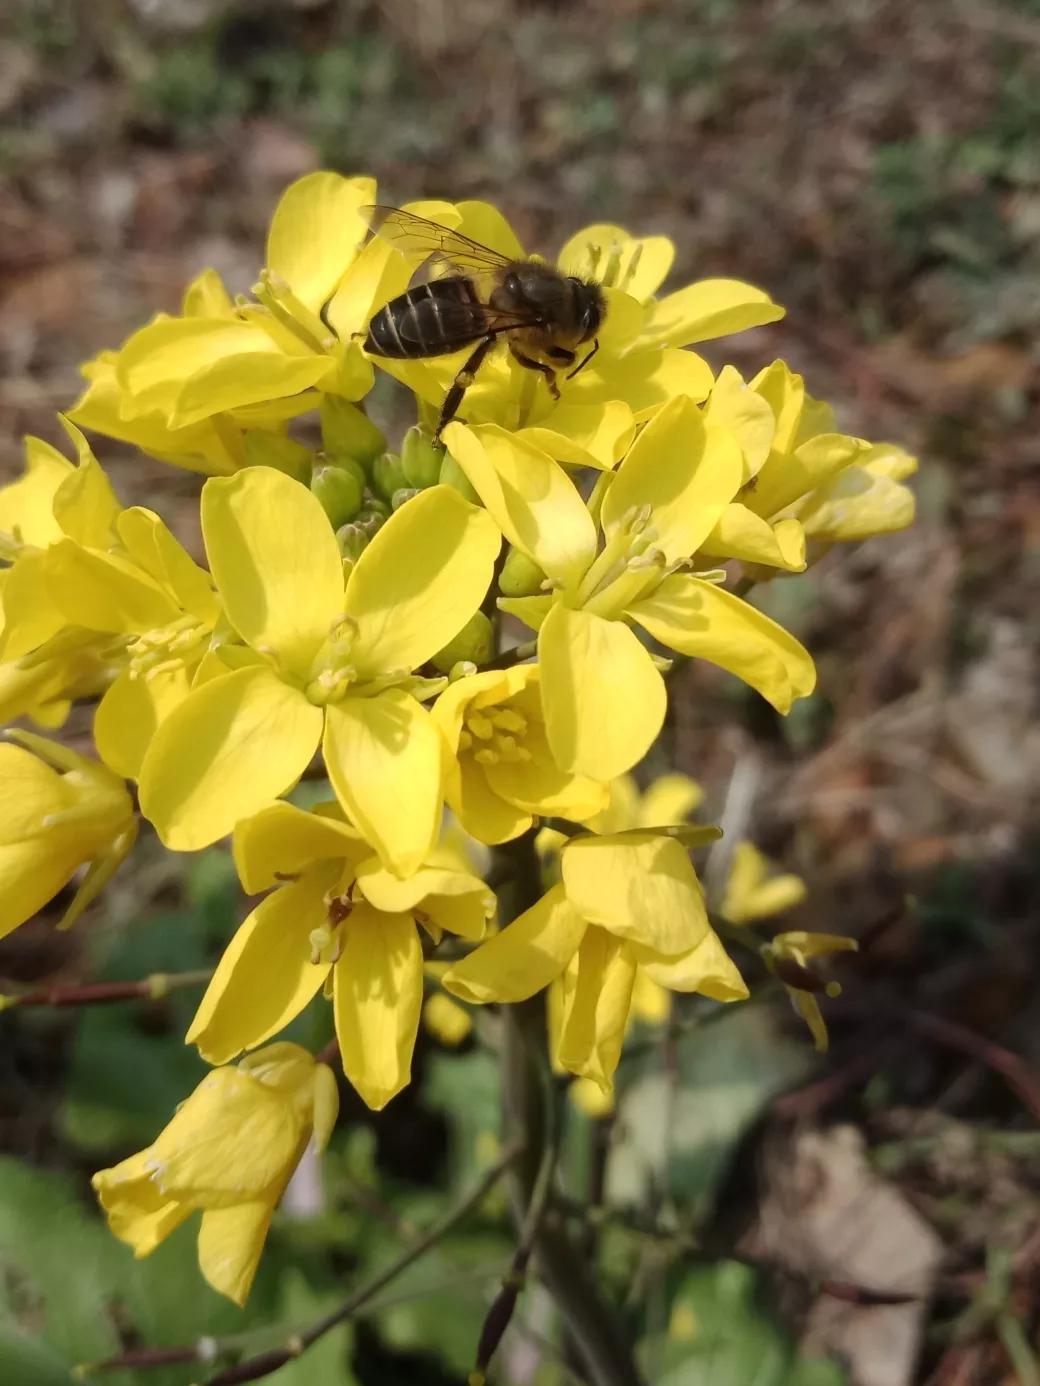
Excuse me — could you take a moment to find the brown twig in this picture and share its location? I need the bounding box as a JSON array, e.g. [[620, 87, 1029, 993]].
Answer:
[[1, 969, 211, 1010]]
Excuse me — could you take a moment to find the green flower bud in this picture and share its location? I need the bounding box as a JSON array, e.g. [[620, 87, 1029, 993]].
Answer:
[[354, 501, 389, 540], [371, 451, 408, 502], [499, 547, 545, 597], [320, 397, 386, 465], [430, 610, 494, 673], [243, 432, 312, 482], [336, 523, 370, 563], [438, 450, 479, 504], [400, 425, 444, 489], [391, 487, 422, 512], [310, 462, 364, 528]]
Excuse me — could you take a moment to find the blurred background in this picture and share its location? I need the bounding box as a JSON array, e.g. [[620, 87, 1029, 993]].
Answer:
[[1, 1, 1038, 1383]]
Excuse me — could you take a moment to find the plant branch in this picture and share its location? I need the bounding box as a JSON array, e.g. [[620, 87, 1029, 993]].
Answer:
[[1, 969, 211, 1011], [480, 638, 537, 671], [79, 1142, 521, 1383]]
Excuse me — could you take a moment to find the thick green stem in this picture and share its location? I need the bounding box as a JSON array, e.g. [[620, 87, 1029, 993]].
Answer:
[[494, 832, 646, 1386]]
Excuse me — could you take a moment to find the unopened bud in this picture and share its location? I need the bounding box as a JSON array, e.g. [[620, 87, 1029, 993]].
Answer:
[[371, 451, 408, 502], [391, 486, 422, 512], [439, 450, 479, 504], [320, 397, 386, 465], [354, 499, 390, 540], [311, 462, 364, 528], [499, 547, 545, 597], [243, 432, 311, 482], [400, 425, 444, 489], [336, 523, 369, 563], [431, 611, 494, 673]]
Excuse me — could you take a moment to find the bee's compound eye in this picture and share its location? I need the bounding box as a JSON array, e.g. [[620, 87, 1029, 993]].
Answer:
[[504, 271, 523, 298], [579, 293, 602, 340]]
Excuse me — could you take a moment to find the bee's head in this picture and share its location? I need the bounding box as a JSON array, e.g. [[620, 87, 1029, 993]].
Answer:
[[569, 278, 606, 342]]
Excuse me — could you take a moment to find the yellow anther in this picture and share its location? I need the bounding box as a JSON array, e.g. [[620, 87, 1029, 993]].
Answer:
[[491, 708, 526, 736], [466, 711, 494, 740], [458, 729, 474, 752], [474, 748, 497, 766]]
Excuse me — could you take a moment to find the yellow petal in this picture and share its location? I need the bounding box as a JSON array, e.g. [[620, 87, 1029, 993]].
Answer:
[[556, 927, 635, 1090], [748, 432, 868, 519], [519, 400, 636, 472], [637, 278, 784, 349], [355, 856, 488, 920], [198, 1201, 274, 1306], [311, 1063, 340, 1152], [628, 575, 815, 713], [450, 757, 533, 846], [442, 423, 596, 591], [0, 552, 66, 659], [630, 930, 748, 1002], [638, 773, 703, 828], [232, 800, 363, 893], [569, 1076, 615, 1119], [456, 199, 526, 258], [46, 541, 180, 633], [631, 968, 672, 1024], [139, 666, 323, 850], [266, 172, 376, 311], [557, 223, 674, 302], [699, 504, 806, 571], [538, 603, 666, 779], [797, 465, 915, 542], [0, 436, 72, 546], [443, 882, 586, 1004], [566, 347, 713, 420], [94, 665, 192, 779], [333, 904, 423, 1110], [0, 743, 66, 842], [423, 992, 473, 1047], [323, 691, 442, 877], [186, 874, 331, 1063], [116, 507, 217, 619], [585, 774, 642, 835], [497, 594, 553, 633], [561, 832, 709, 955], [0, 836, 83, 939], [345, 485, 500, 676], [202, 468, 344, 674], [92, 1156, 192, 1257], [600, 395, 742, 563], [703, 365, 776, 481]]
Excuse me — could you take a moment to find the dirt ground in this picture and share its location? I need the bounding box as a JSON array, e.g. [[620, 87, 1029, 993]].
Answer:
[[1, 2, 1039, 1383]]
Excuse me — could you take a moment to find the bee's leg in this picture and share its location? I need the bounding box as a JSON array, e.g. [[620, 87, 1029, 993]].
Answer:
[[512, 350, 560, 401], [435, 335, 496, 440]]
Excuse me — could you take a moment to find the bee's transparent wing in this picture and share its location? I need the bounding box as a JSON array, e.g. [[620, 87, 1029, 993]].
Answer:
[[364, 205, 513, 289]]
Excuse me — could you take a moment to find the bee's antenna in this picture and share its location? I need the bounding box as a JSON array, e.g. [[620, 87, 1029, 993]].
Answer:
[[567, 339, 600, 380]]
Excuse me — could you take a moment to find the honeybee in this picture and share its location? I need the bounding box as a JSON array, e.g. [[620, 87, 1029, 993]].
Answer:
[[362, 206, 605, 437]]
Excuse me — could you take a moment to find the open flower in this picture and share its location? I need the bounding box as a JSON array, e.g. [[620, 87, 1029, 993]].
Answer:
[[432, 663, 608, 844], [444, 831, 745, 1093], [0, 732, 136, 938], [137, 468, 499, 873], [721, 841, 807, 924], [187, 802, 493, 1109], [92, 1043, 338, 1305], [446, 395, 814, 780]]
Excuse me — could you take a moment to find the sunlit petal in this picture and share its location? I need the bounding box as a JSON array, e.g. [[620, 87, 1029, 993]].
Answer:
[[443, 882, 586, 1004]]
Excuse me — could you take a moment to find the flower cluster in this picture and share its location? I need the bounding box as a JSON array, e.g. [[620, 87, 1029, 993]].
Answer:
[[0, 172, 912, 1301]]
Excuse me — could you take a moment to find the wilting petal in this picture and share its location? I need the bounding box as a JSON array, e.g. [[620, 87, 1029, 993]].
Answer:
[[601, 395, 742, 563], [630, 930, 748, 1002], [186, 873, 332, 1064], [538, 603, 666, 780], [198, 1202, 275, 1307], [202, 469, 344, 676], [628, 574, 815, 714], [94, 665, 192, 779], [139, 665, 323, 850], [636, 278, 784, 350], [555, 927, 636, 1090], [561, 832, 709, 955], [333, 904, 423, 1110], [443, 423, 597, 592], [699, 505, 806, 571], [443, 882, 587, 1004], [233, 800, 363, 893], [345, 486, 500, 676], [266, 172, 376, 311], [323, 691, 443, 877]]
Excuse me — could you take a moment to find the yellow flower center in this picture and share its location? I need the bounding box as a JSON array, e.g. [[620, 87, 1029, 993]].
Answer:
[[458, 703, 533, 766], [126, 614, 211, 681]]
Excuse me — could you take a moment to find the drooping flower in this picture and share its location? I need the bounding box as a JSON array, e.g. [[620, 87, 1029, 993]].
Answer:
[[444, 831, 746, 1093], [432, 663, 608, 844], [92, 1043, 338, 1305], [761, 930, 858, 1053], [446, 395, 814, 780], [0, 732, 136, 938], [137, 467, 499, 873], [187, 802, 493, 1109]]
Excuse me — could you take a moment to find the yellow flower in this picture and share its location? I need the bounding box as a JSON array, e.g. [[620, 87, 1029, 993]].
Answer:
[[92, 1042, 338, 1305], [444, 831, 746, 1094], [720, 841, 807, 924], [586, 770, 703, 835], [137, 468, 499, 873], [762, 930, 858, 1053], [446, 395, 814, 780], [73, 174, 379, 470], [423, 990, 474, 1047], [186, 802, 493, 1109], [0, 731, 136, 937], [367, 205, 782, 466], [432, 664, 608, 845]]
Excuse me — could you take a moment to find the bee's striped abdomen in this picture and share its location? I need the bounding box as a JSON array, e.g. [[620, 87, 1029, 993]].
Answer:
[[364, 277, 487, 359]]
